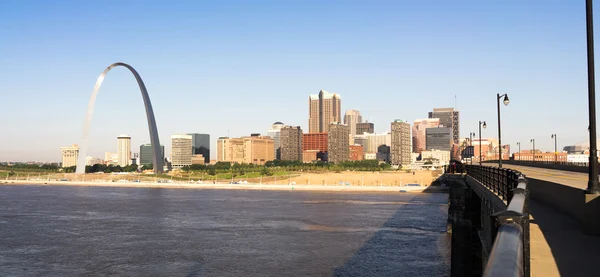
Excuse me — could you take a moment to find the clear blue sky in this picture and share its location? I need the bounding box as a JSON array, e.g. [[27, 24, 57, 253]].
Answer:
[[0, 0, 594, 162]]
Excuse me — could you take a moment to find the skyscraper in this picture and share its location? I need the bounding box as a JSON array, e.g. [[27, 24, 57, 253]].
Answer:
[[327, 123, 350, 163], [428, 108, 459, 146], [187, 133, 210, 163], [343, 109, 362, 135], [391, 120, 411, 166], [171, 134, 193, 168], [60, 144, 79, 168], [356, 122, 375, 134], [308, 90, 342, 133], [412, 118, 440, 153], [267, 122, 285, 159], [117, 134, 131, 167], [280, 126, 303, 161], [140, 144, 165, 166]]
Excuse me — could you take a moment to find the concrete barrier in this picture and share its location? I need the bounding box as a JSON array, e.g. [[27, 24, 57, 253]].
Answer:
[[483, 160, 589, 174], [526, 177, 585, 223]]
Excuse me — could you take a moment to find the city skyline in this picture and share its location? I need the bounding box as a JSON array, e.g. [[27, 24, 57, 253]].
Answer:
[[0, 1, 594, 161]]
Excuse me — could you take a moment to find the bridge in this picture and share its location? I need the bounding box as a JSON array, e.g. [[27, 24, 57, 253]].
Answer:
[[444, 161, 600, 277]]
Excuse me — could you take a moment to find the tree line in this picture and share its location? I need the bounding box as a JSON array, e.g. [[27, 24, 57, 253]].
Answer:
[[181, 159, 392, 174]]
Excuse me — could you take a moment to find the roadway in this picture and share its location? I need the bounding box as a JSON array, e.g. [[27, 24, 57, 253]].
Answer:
[[494, 164, 588, 190]]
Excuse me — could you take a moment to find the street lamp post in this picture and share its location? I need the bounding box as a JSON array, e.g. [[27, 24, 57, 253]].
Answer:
[[530, 139, 536, 162], [551, 134, 558, 163], [479, 121, 487, 165], [497, 93, 510, 168], [586, 0, 600, 193], [470, 132, 476, 165], [516, 142, 521, 161]]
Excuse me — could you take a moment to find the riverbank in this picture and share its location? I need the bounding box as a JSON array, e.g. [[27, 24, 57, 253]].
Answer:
[[1, 180, 448, 193]]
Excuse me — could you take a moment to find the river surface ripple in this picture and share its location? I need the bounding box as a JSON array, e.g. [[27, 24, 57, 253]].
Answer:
[[0, 185, 450, 277]]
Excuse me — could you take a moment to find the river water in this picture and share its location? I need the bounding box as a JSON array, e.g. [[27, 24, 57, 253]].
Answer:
[[0, 185, 450, 277]]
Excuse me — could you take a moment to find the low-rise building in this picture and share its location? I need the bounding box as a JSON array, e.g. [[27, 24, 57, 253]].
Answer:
[[217, 134, 275, 165], [349, 145, 364, 161]]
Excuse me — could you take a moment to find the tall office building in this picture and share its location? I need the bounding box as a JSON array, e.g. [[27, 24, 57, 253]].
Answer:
[[309, 90, 342, 133], [412, 118, 440, 153], [428, 108, 459, 153], [356, 122, 375, 134], [426, 127, 452, 151], [267, 122, 285, 159], [343, 109, 362, 135], [117, 134, 131, 167], [354, 132, 391, 154], [327, 123, 350, 163], [171, 134, 193, 168], [187, 133, 210, 163], [280, 126, 303, 161], [139, 144, 165, 166], [217, 134, 275, 165], [60, 144, 79, 167], [391, 120, 411, 166]]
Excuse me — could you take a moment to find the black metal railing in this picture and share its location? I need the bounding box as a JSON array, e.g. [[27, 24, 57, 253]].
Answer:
[[465, 165, 530, 277]]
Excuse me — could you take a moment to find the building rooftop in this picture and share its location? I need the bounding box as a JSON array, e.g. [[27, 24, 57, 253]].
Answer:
[[309, 89, 342, 100]]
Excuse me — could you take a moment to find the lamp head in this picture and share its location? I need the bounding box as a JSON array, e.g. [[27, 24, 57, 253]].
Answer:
[[551, 134, 555, 139], [503, 94, 510, 106], [482, 121, 487, 129]]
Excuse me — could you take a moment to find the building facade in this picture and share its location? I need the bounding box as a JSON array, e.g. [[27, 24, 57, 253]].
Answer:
[[421, 149, 451, 166], [412, 118, 440, 153], [426, 127, 452, 151], [343, 109, 362, 135], [309, 90, 342, 133], [280, 126, 303, 161], [303, 133, 328, 152], [117, 134, 131, 167], [349, 145, 364, 161], [512, 150, 568, 162], [85, 156, 103, 166], [391, 120, 411, 166], [140, 144, 165, 166], [171, 134, 193, 168], [60, 144, 79, 167], [188, 133, 210, 163], [356, 122, 375, 134], [267, 122, 285, 159], [217, 135, 274, 165], [429, 108, 459, 158], [217, 137, 244, 163], [327, 123, 350, 163]]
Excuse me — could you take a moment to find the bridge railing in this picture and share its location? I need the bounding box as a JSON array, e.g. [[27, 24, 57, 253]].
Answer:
[[465, 165, 530, 277]]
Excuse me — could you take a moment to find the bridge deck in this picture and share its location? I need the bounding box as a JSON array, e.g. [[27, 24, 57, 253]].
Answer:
[[494, 164, 600, 276], [498, 164, 587, 189]]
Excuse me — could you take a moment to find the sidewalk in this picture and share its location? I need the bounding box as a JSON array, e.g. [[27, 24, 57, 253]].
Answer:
[[529, 199, 600, 277]]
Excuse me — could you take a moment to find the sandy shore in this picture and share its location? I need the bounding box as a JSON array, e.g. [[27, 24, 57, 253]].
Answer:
[[1, 180, 447, 193]]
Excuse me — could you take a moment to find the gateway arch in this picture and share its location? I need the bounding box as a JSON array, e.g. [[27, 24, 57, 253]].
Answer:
[[76, 62, 164, 174]]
